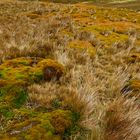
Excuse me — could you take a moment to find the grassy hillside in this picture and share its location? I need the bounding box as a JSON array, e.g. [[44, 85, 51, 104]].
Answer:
[[0, 0, 140, 140], [93, 0, 140, 11]]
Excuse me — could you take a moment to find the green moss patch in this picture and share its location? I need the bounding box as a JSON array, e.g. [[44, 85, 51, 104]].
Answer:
[[0, 57, 64, 87], [68, 40, 96, 56], [3, 110, 75, 140]]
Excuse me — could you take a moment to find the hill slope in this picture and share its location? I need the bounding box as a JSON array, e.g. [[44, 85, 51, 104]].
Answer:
[[92, 0, 140, 11], [0, 0, 140, 140]]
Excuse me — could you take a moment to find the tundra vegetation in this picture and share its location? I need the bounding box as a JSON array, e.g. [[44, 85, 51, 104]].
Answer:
[[0, 0, 140, 140]]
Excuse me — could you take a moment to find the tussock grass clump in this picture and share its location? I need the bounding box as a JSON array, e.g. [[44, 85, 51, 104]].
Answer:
[[103, 97, 140, 140]]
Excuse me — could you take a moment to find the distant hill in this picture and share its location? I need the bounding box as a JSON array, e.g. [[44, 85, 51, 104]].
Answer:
[[40, 0, 140, 10], [93, 0, 140, 11]]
